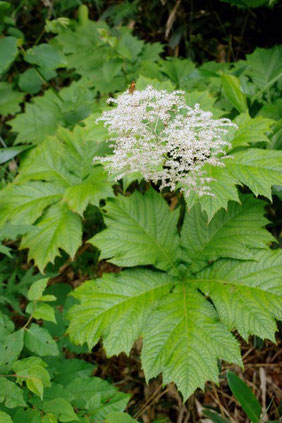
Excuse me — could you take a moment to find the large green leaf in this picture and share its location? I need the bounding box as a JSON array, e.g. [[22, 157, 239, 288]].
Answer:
[[197, 250, 282, 340], [68, 270, 242, 401], [63, 166, 113, 215], [10, 81, 95, 144], [184, 90, 224, 118], [17, 125, 108, 186], [0, 122, 112, 272], [181, 195, 275, 271], [20, 204, 82, 272], [17, 135, 75, 186], [1, 122, 112, 270], [89, 188, 181, 273], [141, 285, 241, 400], [246, 46, 282, 92], [186, 148, 282, 220], [228, 113, 274, 149], [68, 189, 282, 400], [0, 182, 64, 226], [69, 249, 282, 400], [68, 269, 172, 354], [159, 58, 196, 90], [9, 90, 62, 144]]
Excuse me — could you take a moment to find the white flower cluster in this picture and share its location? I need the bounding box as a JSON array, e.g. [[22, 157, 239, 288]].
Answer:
[[95, 86, 237, 196]]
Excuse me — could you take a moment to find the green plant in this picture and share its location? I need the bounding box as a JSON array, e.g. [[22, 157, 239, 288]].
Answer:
[[0, 3, 282, 421], [0, 274, 137, 422], [67, 186, 282, 400]]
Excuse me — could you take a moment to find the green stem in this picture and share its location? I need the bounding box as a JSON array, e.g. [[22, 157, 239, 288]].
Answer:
[[34, 28, 45, 46], [34, 68, 63, 102], [23, 313, 33, 330]]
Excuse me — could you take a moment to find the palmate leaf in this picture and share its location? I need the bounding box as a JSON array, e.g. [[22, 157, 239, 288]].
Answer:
[[159, 58, 196, 90], [186, 148, 282, 220], [68, 189, 282, 399], [197, 250, 282, 341], [62, 170, 114, 215], [141, 285, 242, 399], [17, 125, 109, 186], [9, 81, 95, 144], [17, 135, 73, 186], [9, 89, 62, 145], [0, 122, 112, 271], [89, 188, 181, 273], [181, 195, 275, 271], [91, 189, 273, 273], [68, 269, 172, 355], [20, 204, 82, 273], [245, 46, 282, 92], [68, 269, 241, 400], [227, 113, 274, 148], [0, 182, 64, 226]]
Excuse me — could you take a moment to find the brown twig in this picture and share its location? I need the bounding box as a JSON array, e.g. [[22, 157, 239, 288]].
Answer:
[[133, 384, 168, 419], [165, 0, 181, 39]]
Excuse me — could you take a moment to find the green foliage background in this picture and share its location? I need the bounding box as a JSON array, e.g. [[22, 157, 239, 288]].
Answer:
[[0, 0, 281, 422]]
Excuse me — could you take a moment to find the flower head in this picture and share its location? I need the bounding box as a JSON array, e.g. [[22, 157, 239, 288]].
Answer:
[[94, 86, 237, 196]]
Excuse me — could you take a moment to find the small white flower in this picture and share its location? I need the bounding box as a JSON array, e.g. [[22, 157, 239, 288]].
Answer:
[[94, 86, 237, 196]]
